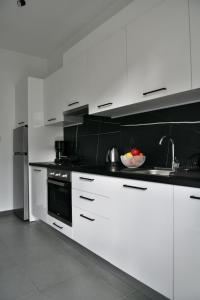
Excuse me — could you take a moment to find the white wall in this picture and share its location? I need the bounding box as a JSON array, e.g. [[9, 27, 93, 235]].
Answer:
[[0, 48, 47, 212]]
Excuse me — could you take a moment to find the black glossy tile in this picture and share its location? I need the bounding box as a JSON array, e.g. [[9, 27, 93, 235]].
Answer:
[[99, 120, 120, 134], [78, 118, 100, 136], [77, 134, 98, 164], [171, 123, 200, 164]]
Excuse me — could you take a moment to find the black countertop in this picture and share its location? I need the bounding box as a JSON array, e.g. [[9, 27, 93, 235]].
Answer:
[[29, 162, 200, 188]]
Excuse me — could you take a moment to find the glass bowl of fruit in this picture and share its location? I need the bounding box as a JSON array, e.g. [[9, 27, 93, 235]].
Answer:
[[120, 148, 146, 168]]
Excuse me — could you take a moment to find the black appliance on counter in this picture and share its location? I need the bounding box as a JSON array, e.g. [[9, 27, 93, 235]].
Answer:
[[48, 169, 72, 226]]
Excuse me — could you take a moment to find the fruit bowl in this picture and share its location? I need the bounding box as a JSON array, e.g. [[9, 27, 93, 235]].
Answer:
[[120, 155, 146, 168]]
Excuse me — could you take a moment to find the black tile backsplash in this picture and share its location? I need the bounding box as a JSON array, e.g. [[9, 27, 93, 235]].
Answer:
[[64, 102, 200, 167]]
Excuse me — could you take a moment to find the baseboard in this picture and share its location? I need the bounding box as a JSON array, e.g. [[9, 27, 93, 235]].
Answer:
[[0, 210, 14, 217]]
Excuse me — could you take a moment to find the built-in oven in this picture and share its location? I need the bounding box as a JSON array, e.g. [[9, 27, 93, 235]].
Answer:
[[48, 169, 72, 226]]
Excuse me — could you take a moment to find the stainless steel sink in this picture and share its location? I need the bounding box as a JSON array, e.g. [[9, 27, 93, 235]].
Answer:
[[122, 168, 174, 177]]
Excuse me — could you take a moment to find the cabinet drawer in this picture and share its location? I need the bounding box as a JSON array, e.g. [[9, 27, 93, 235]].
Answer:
[[73, 207, 111, 260], [72, 172, 113, 197], [72, 189, 111, 218], [47, 215, 72, 238]]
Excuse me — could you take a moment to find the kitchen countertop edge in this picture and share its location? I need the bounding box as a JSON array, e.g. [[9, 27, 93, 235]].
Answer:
[[29, 162, 200, 188]]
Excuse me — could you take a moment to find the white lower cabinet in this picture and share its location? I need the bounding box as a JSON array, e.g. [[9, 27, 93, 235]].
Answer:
[[72, 173, 173, 299], [112, 178, 173, 299], [47, 214, 72, 238], [174, 185, 200, 300], [73, 207, 111, 261], [30, 167, 47, 222]]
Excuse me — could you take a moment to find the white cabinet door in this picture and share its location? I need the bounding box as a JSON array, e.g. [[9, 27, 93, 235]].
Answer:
[[73, 206, 112, 261], [15, 79, 28, 127], [44, 68, 64, 125], [87, 29, 128, 115], [112, 178, 173, 299], [127, 0, 191, 104], [30, 167, 47, 222], [62, 52, 88, 112], [189, 0, 200, 89], [174, 185, 200, 300]]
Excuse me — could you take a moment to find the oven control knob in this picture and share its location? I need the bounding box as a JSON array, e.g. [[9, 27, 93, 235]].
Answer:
[[49, 172, 55, 175], [62, 174, 68, 178], [55, 173, 61, 177]]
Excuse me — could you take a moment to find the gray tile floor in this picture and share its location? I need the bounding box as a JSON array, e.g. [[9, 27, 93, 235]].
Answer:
[[0, 215, 168, 300]]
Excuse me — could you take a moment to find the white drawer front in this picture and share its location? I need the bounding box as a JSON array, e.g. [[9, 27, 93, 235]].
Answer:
[[72, 189, 111, 219], [73, 207, 111, 260], [72, 172, 112, 196], [47, 215, 72, 238]]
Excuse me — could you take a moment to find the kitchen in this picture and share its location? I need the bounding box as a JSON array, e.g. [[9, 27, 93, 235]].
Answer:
[[0, 0, 200, 299]]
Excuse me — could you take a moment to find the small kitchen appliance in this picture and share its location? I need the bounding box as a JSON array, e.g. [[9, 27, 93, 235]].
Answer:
[[106, 147, 120, 171]]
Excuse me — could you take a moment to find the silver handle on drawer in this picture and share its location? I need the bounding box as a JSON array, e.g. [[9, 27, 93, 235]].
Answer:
[[79, 195, 95, 202], [48, 118, 56, 122], [190, 195, 200, 200], [68, 101, 79, 107], [97, 102, 113, 109], [80, 214, 95, 222], [33, 169, 42, 172], [53, 222, 63, 229], [79, 177, 94, 182], [123, 184, 147, 191], [143, 87, 167, 96]]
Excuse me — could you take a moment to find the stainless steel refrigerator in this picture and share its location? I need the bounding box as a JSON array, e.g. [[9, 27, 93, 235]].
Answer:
[[13, 126, 29, 220]]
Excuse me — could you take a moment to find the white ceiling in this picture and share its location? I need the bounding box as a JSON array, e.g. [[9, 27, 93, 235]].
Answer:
[[0, 0, 133, 59]]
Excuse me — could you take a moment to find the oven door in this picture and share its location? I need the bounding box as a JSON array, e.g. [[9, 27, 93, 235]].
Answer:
[[48, 179, 72, 226]]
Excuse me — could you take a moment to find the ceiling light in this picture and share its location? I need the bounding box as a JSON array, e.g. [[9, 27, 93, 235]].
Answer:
[[17, 0, 26, 7]]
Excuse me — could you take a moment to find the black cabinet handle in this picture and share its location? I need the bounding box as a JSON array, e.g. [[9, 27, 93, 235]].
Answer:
[[48, 118, 56, 122], [18, 121, 25, 125], [68, 101, 79, 107], [53, 222, 63, 229], [80, 214, 95, 222], [97, 102, 113, 109], [143, 87, 167, 96], [190, 195, 200, 200], [79, 177, 94, 182], [79, 195, 95, 202], [123, 184, 147, 191], [33, 169, 42, 172]]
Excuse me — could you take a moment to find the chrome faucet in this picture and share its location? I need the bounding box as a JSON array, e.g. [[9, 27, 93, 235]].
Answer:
[[159, 135, 177, 171]]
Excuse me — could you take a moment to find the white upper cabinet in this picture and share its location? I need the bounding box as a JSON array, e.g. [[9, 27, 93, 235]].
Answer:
[[189, 0, 200, 89], [127, 0, 191, 104], [87, 29, 128, 115], [44, 68, 64, 125], [174, 185, 200, 300], [62, 52, 88, 111], [15, 79, 28, 127]]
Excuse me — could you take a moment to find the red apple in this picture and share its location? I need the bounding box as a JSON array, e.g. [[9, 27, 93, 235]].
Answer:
[[131, 148, 141, 156]]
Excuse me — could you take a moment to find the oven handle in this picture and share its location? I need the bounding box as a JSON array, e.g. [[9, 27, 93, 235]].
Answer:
[[48, 179, 67, 187]]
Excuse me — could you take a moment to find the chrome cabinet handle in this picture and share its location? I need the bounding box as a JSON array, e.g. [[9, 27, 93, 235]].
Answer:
[[53, 222, 63, 229], [79, 177, 94, 182], [143, 87, 167, 96], [68, 101, 79, 107], [123, 184, 147, 191], [18, 121, 25, 125], [190, 195, 200, 200], [80, 214, 95, 222], [33, 169, 42, 172], [79, 195, 95, 202], [97, 102, 113, 109], [48, 118, 56, 122]]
